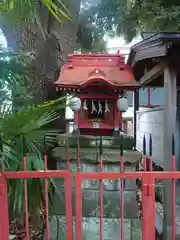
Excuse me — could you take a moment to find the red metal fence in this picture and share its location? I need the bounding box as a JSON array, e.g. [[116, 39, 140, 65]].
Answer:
[[0, 135, 179, 240]]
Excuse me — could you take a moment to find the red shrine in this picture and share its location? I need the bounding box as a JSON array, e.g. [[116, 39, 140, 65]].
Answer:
[[55, 53, 139, 136]]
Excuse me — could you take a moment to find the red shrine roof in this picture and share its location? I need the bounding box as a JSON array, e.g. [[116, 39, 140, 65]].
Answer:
[[55, 53, 139, 89]]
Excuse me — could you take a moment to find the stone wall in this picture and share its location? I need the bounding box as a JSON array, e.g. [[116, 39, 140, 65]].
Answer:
[[50, 134, 142, 239], [53, 162, 137, 218], [49, 216, 141, 240]]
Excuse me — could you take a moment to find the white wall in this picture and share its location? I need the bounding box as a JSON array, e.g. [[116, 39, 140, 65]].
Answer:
[[136, 107, 164, 167]]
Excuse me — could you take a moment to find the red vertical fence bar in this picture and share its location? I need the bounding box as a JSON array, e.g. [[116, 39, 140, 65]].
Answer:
[[0, 173, 9, 240], [75, 173, 83, 240], [23, 155, 29, 239], [120, 135, 124, 240], [142, 176, 155, 240], [172, 134, 176, 240], [65, 172, 73, 240], [142, 135, 146, 239], [76, 136, 82, 239], [142, 135, 155, 240], [99, 136, 103, 240], [44, 153, 50, 240]]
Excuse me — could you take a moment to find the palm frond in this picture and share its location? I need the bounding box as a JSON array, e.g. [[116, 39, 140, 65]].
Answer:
[[0, 97, 67, 169], [0, 96, 67, 221], [0, 46, 35, 109], [0, 43, 68, 228], [0, 0, 72, 27]]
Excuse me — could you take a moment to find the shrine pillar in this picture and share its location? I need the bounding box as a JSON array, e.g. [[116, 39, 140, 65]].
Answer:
[[133, 89, 139, 144], [163, 64, 177, 240]]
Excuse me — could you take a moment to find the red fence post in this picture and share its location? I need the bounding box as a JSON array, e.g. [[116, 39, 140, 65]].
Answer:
[[65, 173, 73, 240], [75, 173, 82, 240], [0, 173, 9, 240], [142, 175, 155, 240]]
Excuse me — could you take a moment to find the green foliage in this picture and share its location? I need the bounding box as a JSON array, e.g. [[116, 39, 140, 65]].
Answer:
[[5, 102, 65, 214], [76, 6, 107, 52], [81, 0, 142, 42], [0, 96, 67, 220], [0, 45, 34, 109], [0, 0, 107, 52], [0, 0, 71, 39], [0, 46, 67, 224], [0, 0, 71, 24], [85, 0, 180, 42]]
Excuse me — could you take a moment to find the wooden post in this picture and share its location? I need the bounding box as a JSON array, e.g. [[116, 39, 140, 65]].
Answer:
[[163, 65, 177, 239], [133, 88, 139, 146], [176, 90, 180, 171]]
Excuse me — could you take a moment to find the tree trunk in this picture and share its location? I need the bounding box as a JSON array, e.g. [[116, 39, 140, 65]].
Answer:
[[3, 0, 81, 103], [2, 0, 81, 150]]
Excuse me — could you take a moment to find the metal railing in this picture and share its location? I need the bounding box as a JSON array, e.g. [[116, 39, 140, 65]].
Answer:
[[0, 135, 179, 240]]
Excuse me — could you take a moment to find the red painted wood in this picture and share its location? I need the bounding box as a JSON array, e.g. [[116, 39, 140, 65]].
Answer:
[[120, 156, 124, 240], [1, 166, 180, 239], [142, 177, 155, 240], [80, 94, 118, 100], [78, 93, 119, 136], [3, 170, 180, 179], [80, 128, 113, 136], [172, 155, 176, 240], [55, 53, 139, 89], [0, 148, 179, 240], [149, 156, 153, 171], [99, 158, 103, 240], [75, 174, 83, 240], [64, 175, 73, 240], [23, 156, 29, 239], [44, 154, 50, 240], [55, 53, 140, 137], [79, 120, 114, 129], [0, 173, 9, 240]]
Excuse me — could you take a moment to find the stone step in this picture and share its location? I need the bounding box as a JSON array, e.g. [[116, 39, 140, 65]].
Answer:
[[53, 188, 138, 219], [48, 216, 142, 240], [53, 147, 141, 164]]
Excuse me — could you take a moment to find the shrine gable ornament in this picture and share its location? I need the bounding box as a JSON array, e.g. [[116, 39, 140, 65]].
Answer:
[[55, 53, 139, 136]]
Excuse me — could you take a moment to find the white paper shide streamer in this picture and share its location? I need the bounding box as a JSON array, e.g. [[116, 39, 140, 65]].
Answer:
[[91, 100, 97, 114], [84, 100, 111, 115], [98, 101, 103, 114], [83, 100, 88, 110], [105, 100, 110, 113]]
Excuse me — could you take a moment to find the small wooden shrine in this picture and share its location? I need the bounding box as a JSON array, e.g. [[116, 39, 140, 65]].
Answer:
[[55, 53, 139, 136], [51, 52, 142, 239]]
